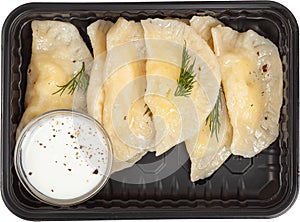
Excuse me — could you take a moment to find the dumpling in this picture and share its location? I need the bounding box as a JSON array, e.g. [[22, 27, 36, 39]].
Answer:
[[212, 26, 283, 157], [103, 18, 156, 172], [190, 15, 223, 49], [186, 16, 231, 181], [185, 90, 232, 181], [101, 18, 155, 172], [87, 20, 113, 58], [16, 20, 93, 138], [141, 18, 221, 156], [87, 20, 113, 123]]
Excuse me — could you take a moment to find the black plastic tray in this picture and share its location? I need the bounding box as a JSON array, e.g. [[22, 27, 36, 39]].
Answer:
[[1, 1, 299, 220]]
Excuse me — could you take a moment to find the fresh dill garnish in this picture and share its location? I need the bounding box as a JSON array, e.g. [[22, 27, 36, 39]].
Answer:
[[174, 41, 196, 97], [52, 62, 89, 96], [206, 88, 222, 141], [144, 104, 153, 120]]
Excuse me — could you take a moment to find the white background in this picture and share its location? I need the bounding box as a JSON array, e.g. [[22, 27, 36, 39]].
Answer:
[[0, 0, 298, 221]]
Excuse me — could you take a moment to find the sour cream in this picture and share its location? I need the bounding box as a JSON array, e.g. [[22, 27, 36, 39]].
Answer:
[[14, 110, 113, 206]]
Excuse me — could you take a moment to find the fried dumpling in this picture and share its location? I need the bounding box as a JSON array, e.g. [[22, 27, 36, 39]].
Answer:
[[185, 90, 232, 181], [212, 26, 283, 157], [101, 18, 155, 172], [87, 20, 113, 123], [190, 15, 223, 49], [141, 18, 221, 156], [16, 20, 93, 138]]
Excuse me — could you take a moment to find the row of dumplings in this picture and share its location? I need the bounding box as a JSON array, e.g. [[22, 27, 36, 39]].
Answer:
[[17, 16, 282, 182]]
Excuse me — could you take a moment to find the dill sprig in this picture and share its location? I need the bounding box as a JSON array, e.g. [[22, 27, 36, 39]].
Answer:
[[174, 41, 196, 97], [206, 88, 222, 141], [144, 104, 153, 120], [52, 62, 89, 96]]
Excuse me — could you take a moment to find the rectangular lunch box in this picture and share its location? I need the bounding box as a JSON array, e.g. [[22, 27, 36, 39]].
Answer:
[[1, 1, 299, 220]]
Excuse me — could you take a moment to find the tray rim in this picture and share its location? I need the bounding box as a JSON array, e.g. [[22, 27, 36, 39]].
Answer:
[[1, 1, 299, 220]]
